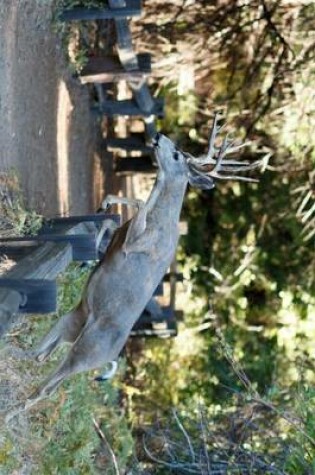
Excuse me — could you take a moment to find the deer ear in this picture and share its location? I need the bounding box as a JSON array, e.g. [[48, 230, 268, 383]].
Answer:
[[188, 172, 215, 190]]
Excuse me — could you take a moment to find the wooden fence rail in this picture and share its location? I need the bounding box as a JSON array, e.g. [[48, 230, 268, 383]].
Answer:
[[112, 7, 159, 138], [0, 220, 102, 337], [59, 0, 141, 21]]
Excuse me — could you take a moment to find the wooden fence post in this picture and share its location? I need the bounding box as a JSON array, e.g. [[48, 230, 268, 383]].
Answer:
[[108, 0, 159, 138], [59, 0, 141, 21]]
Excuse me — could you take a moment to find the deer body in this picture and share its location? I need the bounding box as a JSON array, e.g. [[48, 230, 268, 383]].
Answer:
[[81, 173, 187, 343], [27, 119, 260, 402], [31, 135, 189, 399]]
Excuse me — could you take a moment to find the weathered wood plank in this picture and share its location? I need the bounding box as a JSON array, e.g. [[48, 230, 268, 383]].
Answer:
[[0, 243, 41, 261], [93, 98, 164, 118], [0, 222, 97, 337], [0, 243, 72, 336], [59, 0, 141, 21], [131, 307, 178, 337], [112, 0, 127, 7], [85, 54, 151, 74], [42, 213, 121, 228], [105, 137, 153, 154], [115, 157, 157, 174], [0, 279, 57, 314], [80, 54, 151, 84], [83, 70, 147, 84], [0, 234, 97, 262]]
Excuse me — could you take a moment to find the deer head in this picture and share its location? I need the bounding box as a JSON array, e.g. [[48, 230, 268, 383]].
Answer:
[[153, 113, 261, 189]]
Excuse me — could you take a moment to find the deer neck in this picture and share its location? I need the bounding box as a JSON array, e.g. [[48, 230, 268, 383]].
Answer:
[[146, 170, 188, 221]]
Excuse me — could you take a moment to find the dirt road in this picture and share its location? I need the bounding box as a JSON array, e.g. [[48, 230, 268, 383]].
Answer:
[[0, 0, 99, 217]]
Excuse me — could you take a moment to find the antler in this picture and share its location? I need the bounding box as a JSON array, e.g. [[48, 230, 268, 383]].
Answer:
[[187, 114, 261, 182]]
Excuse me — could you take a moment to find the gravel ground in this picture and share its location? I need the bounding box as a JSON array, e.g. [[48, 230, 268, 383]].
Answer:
[[0, 0, 98, 217]]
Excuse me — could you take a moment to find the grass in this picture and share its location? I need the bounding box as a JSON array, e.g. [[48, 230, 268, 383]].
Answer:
[[0, 170, 43, 239]]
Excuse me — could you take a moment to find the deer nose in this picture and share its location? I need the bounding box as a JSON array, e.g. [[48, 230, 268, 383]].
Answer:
[[153, 133, 161, 147]]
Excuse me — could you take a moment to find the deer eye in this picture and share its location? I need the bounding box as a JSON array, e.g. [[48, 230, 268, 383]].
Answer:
[[173, 151, 180, 161]]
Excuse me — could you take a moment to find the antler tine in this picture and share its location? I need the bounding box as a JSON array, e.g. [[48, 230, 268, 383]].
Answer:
[[187, 114, 261, 183], [205, 113, 224, 162], [224, 140, 252, 155], [210, 134, 230, 173], [188, 114, 230, 167], [215, 160, 262, 174], [204, 131, 261, 181], [210, 174, 259, 183]]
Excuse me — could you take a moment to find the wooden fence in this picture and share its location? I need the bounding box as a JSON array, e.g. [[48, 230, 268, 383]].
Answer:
[[0, 0, 181, 341], [0, 215, 119, 337]]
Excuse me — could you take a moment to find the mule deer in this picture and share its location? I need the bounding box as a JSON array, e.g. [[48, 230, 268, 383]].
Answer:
[[26, 115, 260, 402]]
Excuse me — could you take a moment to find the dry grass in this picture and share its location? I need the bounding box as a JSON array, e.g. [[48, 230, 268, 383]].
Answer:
[[0, 171, 43, 239]]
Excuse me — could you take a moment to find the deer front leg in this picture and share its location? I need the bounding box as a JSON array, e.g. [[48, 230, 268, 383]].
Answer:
[[101, 194, 144, 211], [95, 219, 119, 250], [99, 194, 151, 255], [96, 195, 145, 250]]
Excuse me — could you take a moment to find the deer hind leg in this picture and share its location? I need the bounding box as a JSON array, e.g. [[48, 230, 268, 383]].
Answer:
[[31, 305, 87, 363], [94, 360, 118, 382], [27, 359, 70, 403], [6, 359, 119, 421], [28, 322, 124, 400]]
